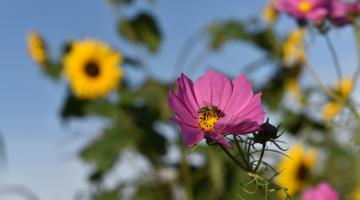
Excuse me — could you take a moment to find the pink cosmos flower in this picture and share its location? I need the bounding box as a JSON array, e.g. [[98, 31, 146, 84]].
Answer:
[[329, 0, 360, 26], [168, 70, 265, 148], [357, 0, 360, 12], [302, 182, 339, 200], [273, 0, 329, 22]]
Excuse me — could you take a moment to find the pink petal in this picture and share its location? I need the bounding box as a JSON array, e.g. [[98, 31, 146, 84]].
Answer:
[[179, 124, 205, 147], [176, 74, 199, 113], [236, 93, 265, 124], [170, 117, 197, 129], [305, 8, 328, 21], [193, 70, 232, 110], [226, 121, 261, 135], [274, 0, 329, 21], [207, 133, 231, 148], [223, 74, 253, 115], [272, 0, 287, 12], [310, 0, 328, 7], [168, 89, 197, 124], [317, 182, 339, 200], [214, 115, 261, 135], [302, 182, 339, 200]]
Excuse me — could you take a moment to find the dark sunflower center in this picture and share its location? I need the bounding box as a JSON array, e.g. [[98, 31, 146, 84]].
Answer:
[[296, 163, 309, 182], [84, 61, 100, 77], [198, 105, 223, 131]]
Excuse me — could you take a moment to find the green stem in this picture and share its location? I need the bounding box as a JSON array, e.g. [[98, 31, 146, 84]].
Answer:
[[303, 32, 345, 101], [254, 144, 266, 172], [219, 144, 248, 171], [304, 61, 341, 101], [180, 147, 193, 200], [353, 21, 360, 84], [346, 100, 360, 120], [324, 34, 343, 82], [113, 7, 152, 78], [233, 135, 250, 169], [247, 140, 252, 166]]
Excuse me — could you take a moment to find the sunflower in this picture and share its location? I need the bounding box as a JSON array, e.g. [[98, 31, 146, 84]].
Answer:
[[262, 1, 278, 26], [282, 28, 307, 67], [322, 78, 354, 121], [63, 39, 123, 99], [27, 32, 47, 64], [348, 188, 360, 200], [286, 76, 301, 98], [277, 144, 316, 196]]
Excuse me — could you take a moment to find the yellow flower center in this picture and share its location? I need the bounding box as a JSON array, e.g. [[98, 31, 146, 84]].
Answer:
[[298, 1, 312, 13], [198, 105, 222, 131], [84, 61, 101, 78]]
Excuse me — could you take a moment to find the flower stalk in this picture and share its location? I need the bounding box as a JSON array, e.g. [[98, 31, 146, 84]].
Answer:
[[219, 143, 248, 171]]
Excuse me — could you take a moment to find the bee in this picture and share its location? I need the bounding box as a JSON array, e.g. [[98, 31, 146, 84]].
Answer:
[[198, 103, 222, 118]]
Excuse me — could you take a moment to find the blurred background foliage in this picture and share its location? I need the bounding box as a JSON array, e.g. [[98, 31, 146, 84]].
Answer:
[[21, 0, 360, 199]]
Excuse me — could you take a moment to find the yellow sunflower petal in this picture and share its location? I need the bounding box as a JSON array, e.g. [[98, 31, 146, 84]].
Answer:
[[262, 6, 277, 26], [322, 102, 343, 121], [283, 28, 307, 67], [63, 39, 123, 99], [348, 188, 360, 200], [27, 32, 47, 64], [277, 144, 317, 196], [335, 78, 354, 99], [286, 78, 300, 96]]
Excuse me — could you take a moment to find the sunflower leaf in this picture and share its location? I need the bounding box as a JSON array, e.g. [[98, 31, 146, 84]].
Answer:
[[133, 183, 172, 200], [123, 56, 143, 68], [93, 189, 120, 200], [80, 114, 139, 180], [80, 81, 168, 179], [61, 92, 89, 119], [281, 110, 326, 134], [43, 61, 62, 79], [261, 68, 286, 111], [118, 12, 162, 53], [108, 0, 133, 6], [207, 19, 282, 58]]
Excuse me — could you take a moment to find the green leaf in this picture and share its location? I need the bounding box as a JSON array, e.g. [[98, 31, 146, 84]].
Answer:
[[85, 99, 119, 118], [108, 0, 156, 6], [108, 0, 133, 6], [120, 80, 171, 120], [133, 183, 172, 200], [121, 103, 167, 164], [61, 93, 89, 119], [93, 190, 119, 200], [80, 113, 139, 178], [123, 56, 143, 68], [119, 12, 162, 53], [261, 64, 302, 111], [81, 80, 169, 179], [208, 21, 247, 50], [207, 20, 282, 58], [281, 110, 326, 134], [42, 62, 62, 79], [61, 94, 118, 120], [261, 69, 286, 111]]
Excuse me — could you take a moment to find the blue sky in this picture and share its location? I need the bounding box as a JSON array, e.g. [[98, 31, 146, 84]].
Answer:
[[0, 0, 359, 199]]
